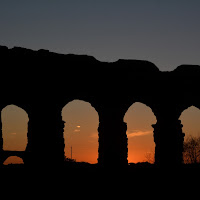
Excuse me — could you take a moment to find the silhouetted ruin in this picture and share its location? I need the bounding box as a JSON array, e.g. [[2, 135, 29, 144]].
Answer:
[[0, 45, 200, 169]]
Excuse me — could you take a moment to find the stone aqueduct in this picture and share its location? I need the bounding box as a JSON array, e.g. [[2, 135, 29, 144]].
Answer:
[[0, 45, 200, 167]]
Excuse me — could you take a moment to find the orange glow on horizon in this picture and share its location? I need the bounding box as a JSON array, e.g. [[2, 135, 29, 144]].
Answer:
[[1, 104, 200, 165], [125, 103, 156, 164], [62, 100, 99, 164], [3, 156, 24, 165]]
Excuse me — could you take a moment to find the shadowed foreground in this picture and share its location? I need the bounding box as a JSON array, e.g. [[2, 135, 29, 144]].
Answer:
[[2, 162, 200, 170]]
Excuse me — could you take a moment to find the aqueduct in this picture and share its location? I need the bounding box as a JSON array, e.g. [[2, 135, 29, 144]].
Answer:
[[0, 45, 199, 168]]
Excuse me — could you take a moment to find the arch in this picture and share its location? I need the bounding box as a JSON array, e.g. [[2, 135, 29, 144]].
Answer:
[[0, 104, 29, 166], [179, 105, 200, 164], [61, 100, 99, 164], [3, 156, 24, 166], [179, 106, 200, 137], [1, 104, 29, 151], [124, 102, 157, 164]]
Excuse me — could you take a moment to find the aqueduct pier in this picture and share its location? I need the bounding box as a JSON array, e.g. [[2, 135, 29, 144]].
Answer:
[[0, 45, 199, 168]]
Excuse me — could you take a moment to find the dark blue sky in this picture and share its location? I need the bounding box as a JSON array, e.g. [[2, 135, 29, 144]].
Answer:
[[0, 0, 200, 71]]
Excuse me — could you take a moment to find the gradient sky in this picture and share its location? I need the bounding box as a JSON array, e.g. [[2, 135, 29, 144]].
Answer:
[[0, 0, 200, 71], [1, 1, 200, 164]]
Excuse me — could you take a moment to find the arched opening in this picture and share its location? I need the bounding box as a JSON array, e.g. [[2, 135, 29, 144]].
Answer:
[[179, 106, 200, 164], [62, 100, 99, 164], [3, 156, 24, 166], [124, 102, 157, 164], [1, 105, 29, 152]]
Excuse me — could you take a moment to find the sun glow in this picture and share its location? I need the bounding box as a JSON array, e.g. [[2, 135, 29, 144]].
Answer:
[[2, 103, 200, 166], [124, 102, 157, 163], [62, 100, 99, 164]]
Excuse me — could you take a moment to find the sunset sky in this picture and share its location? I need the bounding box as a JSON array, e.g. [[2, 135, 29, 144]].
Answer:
[[0, 1, 200, 164], [2, 103, 200, 165]]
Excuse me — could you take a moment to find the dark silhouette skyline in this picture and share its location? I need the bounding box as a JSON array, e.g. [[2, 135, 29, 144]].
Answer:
[[0, 1, 200, 71], [0, 45, 200, 169]]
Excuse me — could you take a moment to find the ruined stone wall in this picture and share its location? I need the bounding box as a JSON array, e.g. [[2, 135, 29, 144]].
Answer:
[[0, 45, 199, 168]]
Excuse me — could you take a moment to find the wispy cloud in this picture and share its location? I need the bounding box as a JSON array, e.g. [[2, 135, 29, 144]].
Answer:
[[74, 129, 80, 132], [73, 125, 81, 132], [10, 133, 17, 135], [127, 130, 153, 138]]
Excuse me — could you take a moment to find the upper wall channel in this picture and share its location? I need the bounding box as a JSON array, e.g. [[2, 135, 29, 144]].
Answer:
[[0, 45, 199, 112]]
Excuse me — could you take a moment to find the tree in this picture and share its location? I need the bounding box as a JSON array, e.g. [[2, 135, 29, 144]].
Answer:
[[183, 135, 200, 164], [144, 150, 155, 164]]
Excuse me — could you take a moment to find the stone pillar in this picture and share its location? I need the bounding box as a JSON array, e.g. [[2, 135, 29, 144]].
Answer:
[[25, 106, 65, 167], [152, 109, 185, 167], [24, 112, 48, 166], [0, 118, 2, 151], [54, 109, 65, 165], [98, 108, 128, 167], [24, 118, 33, 165], [0, 117, 3, 166]]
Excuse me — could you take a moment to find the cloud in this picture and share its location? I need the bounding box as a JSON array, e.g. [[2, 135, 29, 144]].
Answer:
[[74, 129, 80, 132], [127, 130, 153, 138], [73, 126, 81, 132], [10, 133, 17, 135]]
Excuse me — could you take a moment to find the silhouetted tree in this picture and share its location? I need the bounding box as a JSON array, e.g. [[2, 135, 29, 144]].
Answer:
[[144, 150, 155, 164], [183, 135, 200, 164]]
